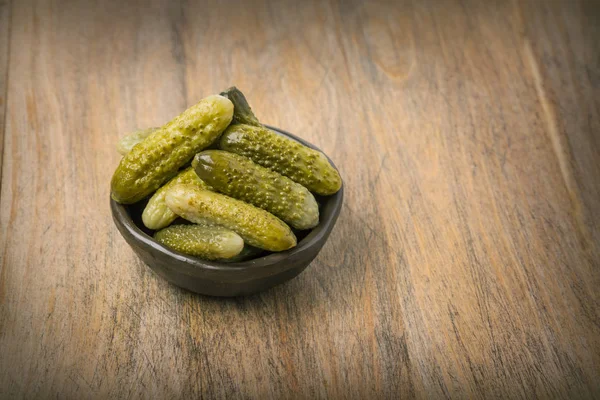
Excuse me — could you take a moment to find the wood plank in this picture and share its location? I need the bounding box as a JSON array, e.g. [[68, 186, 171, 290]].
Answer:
[[518, 0, 600, 255], [0, 0, 598, 398], [0, 0, 10, 189]]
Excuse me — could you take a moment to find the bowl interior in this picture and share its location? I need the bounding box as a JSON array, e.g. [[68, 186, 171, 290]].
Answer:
[[111, 125, 343, 273]]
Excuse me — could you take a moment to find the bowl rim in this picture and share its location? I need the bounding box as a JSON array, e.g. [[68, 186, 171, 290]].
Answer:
[[110, 125, 343, 274]]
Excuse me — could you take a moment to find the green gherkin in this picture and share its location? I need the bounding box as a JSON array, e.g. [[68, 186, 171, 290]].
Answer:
[[165, 184, 296, 252], [220, 245, 264, 263], [193, 150, 319, 230], [154, 224, 244, 260], [219, 86, 261, 127], [111, 95, 233, 204], [219, 124, 342, 196], [142, 167, 212, 230], [116, 127, 159, 155]]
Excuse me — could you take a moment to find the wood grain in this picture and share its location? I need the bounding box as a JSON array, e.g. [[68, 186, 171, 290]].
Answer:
[[0, 0, 599, 398], [0, 0, 10, 185]]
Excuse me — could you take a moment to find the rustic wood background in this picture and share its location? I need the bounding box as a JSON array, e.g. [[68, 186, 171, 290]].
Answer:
[[1, 0, 599, 398]]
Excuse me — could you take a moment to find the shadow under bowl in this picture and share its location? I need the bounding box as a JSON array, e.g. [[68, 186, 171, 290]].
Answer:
[[110, 125, 344, 297]]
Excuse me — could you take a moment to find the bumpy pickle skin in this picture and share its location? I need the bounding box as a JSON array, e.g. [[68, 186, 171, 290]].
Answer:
[[219, 124, 342, 196], [219, 87, 261, 127], [154, 224, 244, 260], [111, 95, 234, 204], [142, 167, 212, 230], [193, 150, 319, 230], [165, 184, 297, 252], [116, 127, 159, 155]]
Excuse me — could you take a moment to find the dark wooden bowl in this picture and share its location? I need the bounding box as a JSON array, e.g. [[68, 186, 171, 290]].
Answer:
[[110, 126, 343, 297]]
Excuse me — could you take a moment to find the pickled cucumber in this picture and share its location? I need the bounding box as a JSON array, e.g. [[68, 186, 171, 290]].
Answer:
[[111, 95, 233, 204], [154, 224, 244, 260], [165, 184, 296, 251], [193, 150, 319, 230], [142, 167, 212, 230], [220, 87, 261, 127], [219, 124, 342, 195], [116, 127, 159, 155], [220, 245, 264, 263]]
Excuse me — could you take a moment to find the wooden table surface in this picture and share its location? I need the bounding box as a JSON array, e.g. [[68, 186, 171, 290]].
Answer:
[[1, 0, 599, 398]]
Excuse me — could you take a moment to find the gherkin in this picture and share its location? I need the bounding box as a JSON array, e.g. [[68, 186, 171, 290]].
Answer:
[[111, 95, 233, 204], [154, 224, 244, 260], [219, 86, 261, 127], [193, 150, 319, 230], [219, 124, 342, 196], [220, 245, 264, 263], [116, 127, 159, 155], [165, 184, 296, 252], [142, 167, 212, 230]]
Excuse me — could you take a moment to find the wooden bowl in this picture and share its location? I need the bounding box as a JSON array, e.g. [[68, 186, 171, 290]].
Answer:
[[110, 126, 343, 297]]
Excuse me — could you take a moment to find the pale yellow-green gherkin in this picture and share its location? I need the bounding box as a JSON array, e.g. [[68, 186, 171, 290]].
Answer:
[[116, 127, 159, 155], [219, 124, 342, 196], [165, 184, 297, 252], [154, 224, 244, 260], [142, 167, 212, 230], [193, 150, 319, 230], [111, 95, 233, 204]]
